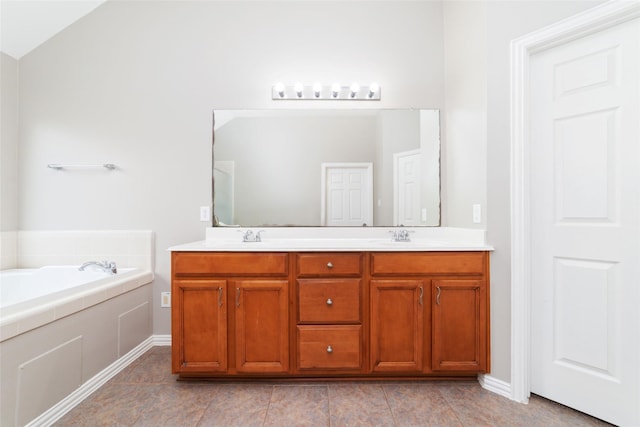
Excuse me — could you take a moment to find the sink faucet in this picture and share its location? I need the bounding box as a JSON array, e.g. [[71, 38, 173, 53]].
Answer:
[[240, 229, 264, 242], [79, 260, 117, 275], [390, 228, 413, 242]]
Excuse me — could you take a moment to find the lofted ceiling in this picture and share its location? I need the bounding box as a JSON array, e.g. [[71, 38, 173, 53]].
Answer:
[[0, 0, 107, 59]]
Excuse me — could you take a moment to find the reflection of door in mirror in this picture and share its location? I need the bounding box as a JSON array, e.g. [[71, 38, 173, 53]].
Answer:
[[321, 163, 373, 226], [394, 149, 421, 226], [213, 161, 235, 225]]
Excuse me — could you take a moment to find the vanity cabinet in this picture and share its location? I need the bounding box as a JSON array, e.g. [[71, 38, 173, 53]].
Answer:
[[370, 252, 489, 375], [171, 250, 489, 379], [295, 253, 364, 373], [171, 252, 289, 375]]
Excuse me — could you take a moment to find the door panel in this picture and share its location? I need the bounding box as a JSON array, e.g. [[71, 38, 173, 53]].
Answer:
[[530, 17, 639, 426]]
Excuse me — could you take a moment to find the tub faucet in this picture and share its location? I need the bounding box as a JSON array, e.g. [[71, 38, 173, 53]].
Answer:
[[79, 260, 117, 275]]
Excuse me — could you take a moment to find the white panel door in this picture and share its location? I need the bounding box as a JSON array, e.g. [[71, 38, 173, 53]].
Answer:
[[321, 163, 373, 226], [530, 18, 639, 426], [394, 149, 422, 226]]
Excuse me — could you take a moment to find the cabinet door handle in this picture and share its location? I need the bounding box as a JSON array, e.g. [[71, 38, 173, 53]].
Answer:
[[218, 287, 223, 307], [236, 287, 241, 307], [419, 286, 424, 306], [327, 262, 333, 269], [327, 345, 333, 353], [436, 286, 441, 305], [326, 298, 333, 306]]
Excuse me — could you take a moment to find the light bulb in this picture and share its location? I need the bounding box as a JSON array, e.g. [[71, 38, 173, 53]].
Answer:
[[274, 82, 285, 98], [368, 82, 380, 98], [313, 82, 322, 98], [294, 82, 304, 98], [350, 82, 360, 98], [331, 83, 340, 98]]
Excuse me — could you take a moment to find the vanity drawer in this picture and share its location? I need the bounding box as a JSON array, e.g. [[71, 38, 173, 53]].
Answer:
[[298, 279, 361, 323], [370, 252, 486, 276], [172, 252, 289, 276], [296, 253, 363, 277], [297, 325, 362, 370]]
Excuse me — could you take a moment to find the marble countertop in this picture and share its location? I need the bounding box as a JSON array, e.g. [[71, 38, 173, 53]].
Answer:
[[168, 227, 494, 252]]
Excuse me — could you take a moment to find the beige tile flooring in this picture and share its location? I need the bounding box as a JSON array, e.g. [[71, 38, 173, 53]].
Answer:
[[55, 346, 612, 426]]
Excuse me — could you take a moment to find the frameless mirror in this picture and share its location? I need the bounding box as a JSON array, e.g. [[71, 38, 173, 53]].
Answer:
[[213, 109, 440, 227]]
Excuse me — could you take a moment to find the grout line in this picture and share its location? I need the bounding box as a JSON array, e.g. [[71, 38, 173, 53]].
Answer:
[[380, 384, 399, 427]]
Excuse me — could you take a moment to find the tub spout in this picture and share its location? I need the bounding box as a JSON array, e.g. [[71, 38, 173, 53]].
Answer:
[[79, 260, 117, 275]]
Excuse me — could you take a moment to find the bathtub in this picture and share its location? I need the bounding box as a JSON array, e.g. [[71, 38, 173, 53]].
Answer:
[[1, 266, 136, 310], [0, 264, 154, 427]]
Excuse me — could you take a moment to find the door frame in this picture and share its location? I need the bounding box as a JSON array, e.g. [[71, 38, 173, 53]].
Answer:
[[320, 162, 373, 226], [510, 0, 640, 404]]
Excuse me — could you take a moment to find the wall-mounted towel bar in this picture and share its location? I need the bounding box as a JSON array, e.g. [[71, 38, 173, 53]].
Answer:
[[48, 163, 116, 170]]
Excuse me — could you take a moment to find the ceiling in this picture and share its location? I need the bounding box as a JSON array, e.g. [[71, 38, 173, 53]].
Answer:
[[0, 0, 107, 59]]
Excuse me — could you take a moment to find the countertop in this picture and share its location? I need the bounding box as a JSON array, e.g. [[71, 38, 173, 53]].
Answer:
[[168, 227, 494, 252]]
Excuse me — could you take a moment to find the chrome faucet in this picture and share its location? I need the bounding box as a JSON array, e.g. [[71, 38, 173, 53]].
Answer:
[[79, 260, 117, 275], [240, 229, 264, 242], [390, 228, 413, 242]]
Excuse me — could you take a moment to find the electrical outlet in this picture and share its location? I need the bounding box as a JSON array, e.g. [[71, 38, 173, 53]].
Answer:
[[473, 204, 482, 224], [200, 206, 210, 222], [161, 292, 171, 308]]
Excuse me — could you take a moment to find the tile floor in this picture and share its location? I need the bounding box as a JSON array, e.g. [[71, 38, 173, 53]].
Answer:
[[55, 346, 612, 426]]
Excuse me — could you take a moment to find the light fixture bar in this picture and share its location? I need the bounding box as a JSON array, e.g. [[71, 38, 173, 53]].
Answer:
[[272, 83, 381, 101]]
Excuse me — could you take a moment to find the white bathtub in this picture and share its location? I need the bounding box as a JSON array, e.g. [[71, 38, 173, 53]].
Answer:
[[0, 265, 153, 342], [0, 266, 136, 309]]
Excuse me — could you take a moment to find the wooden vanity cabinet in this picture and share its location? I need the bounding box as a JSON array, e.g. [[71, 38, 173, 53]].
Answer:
[[172, 250, 490, 378], [171, 252, 289, 376], [370, 252, 490, 375]]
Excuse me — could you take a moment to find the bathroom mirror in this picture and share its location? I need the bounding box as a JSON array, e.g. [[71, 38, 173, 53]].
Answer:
[[213, 109, 440, 227]]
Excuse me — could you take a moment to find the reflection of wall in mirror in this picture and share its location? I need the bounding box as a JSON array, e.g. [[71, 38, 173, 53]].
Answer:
[[213, 161, 235, 225]]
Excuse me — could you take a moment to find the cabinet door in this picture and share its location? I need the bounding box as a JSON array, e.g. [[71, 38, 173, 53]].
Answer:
[[172, 280, 227, 373], [432, 279, 487, 372], [370, 280, 424, 372], [235, 280, 289, 373]]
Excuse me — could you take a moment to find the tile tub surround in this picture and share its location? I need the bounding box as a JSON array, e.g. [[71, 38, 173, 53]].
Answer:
[[55, 346, 612, 427], [1, 230, 155, 341], [169, 226, 493, 252]]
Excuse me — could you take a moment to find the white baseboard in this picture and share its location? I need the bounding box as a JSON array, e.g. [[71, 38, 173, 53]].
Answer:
[[26, 335, 168, 427], [479, 373, 515, 401]]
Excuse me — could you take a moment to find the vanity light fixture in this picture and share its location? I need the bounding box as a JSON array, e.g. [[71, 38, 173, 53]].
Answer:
[[272, 82, 381, 101]]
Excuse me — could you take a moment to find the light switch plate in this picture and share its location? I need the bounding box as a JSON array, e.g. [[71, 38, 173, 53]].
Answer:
[[200, 206, 210, 222], [473, 204, 482, 224]]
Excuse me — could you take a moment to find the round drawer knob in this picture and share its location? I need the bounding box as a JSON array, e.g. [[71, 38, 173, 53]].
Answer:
[[327, 262, 333, 269], [327, 345, 333, 353], [326, 298, 333, 306]]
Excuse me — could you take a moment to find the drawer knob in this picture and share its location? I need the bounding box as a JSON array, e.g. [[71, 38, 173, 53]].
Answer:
[[327, 262, 333, 269], [327, 345, 333, 353], [326, 298, 333, 306]]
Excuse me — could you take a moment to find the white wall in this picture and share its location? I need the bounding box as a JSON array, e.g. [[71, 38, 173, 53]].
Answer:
[[16, 1, 445, 337], [1, 52, 19, 268], [1, 52, 19, 231], [442, 0, 487, 229]]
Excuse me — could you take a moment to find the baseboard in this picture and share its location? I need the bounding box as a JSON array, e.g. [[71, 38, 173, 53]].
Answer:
[[478, 374, 514, 401], [26, 335, 168, 427]]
